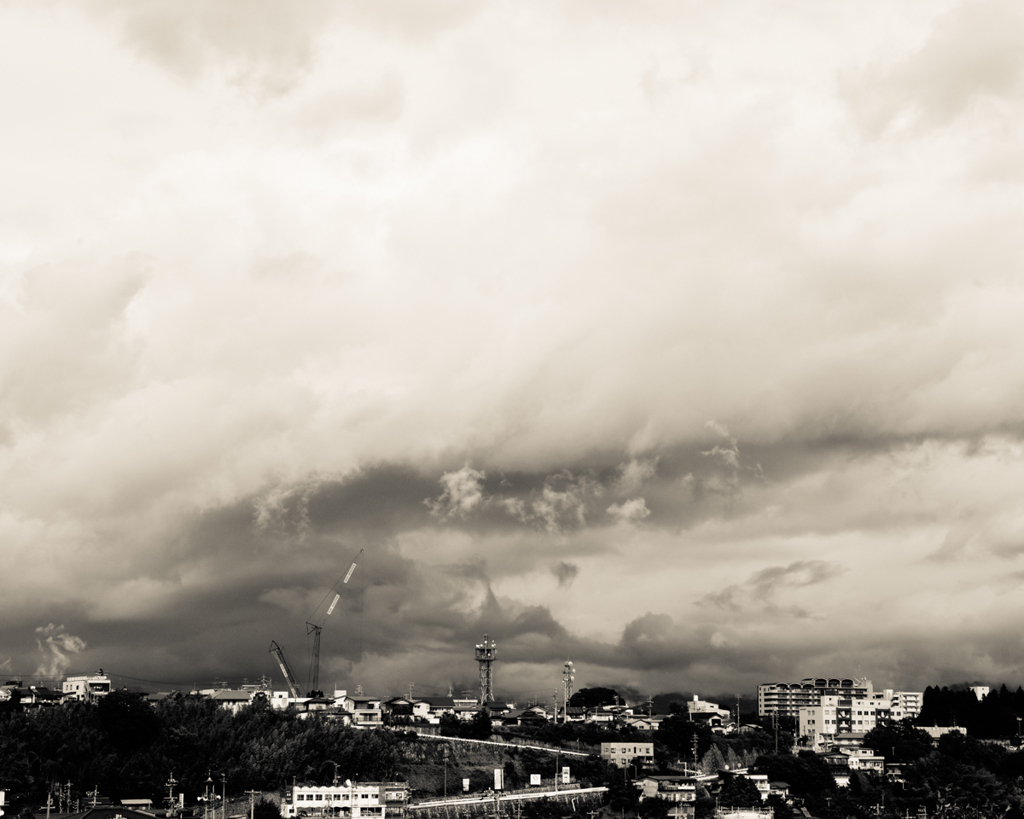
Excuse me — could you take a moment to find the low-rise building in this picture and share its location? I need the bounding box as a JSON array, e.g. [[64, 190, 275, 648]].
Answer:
[[636, 776, 697, 819], [283, 781, 409, 819], [601, 742, 654, 768], [63, 671, 112, 703], [340, 694, 384, 729], [208, 689, 256, 715]]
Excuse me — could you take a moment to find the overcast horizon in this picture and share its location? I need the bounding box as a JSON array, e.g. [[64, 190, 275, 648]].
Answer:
[[3, 0, 1024, 704]]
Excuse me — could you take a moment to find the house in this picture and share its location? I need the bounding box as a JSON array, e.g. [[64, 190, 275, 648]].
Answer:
[[635, 776, 697, 819], [382, 696, 420, 724], [625, 715, 664, 731], [418, 696, 457, 723], [833, 732, 868, 751], [208, 689, 256, 715], [283, 781, 410, 819], [499, 705, 550, 726], [564, 705, 588, 723], [340, 693, 384, 729], [746, 774, 770, 802], [16, 686, 63, 707], [689, 711, 723, 731], [483, 701, 513, 719], [589, 705, 631, 724], [601, 742, 654, 769], [843, 747, 884, 773]]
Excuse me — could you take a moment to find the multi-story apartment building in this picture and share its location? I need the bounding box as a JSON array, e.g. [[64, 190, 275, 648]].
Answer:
[[758, 678, 873, 718], [798, 692, 921, 749], [761, 678, 922, 722], [283, 781, 409, 818]]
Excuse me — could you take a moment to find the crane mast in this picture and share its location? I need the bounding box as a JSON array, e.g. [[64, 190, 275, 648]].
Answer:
[[305, 549, 362, 698], [268, 640, 301, 700]]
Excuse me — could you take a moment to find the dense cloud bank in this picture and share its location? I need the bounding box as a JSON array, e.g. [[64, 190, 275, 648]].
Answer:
[[2, 0, 1024, 697]]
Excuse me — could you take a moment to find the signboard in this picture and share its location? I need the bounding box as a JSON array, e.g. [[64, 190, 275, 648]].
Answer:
[[561, 767, 570, 784], [530, 775, 541, 786], [494, 769, 504, 791], [462, 779, 470, 793]]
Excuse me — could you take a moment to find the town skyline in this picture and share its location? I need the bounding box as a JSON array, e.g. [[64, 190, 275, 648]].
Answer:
[[3, 1, 1024, 699]]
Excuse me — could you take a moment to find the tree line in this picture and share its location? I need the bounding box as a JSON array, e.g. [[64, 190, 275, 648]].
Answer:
[[0, 691, 402, 814]]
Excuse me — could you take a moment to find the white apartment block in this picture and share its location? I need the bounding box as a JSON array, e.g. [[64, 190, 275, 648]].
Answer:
[[799, 692, 921, 750], [761, 678, 922, 723], [759, 678, 873, 718], [284, 782, 409, 818]]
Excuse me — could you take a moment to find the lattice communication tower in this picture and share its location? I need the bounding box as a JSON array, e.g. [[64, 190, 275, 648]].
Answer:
[[475, 634, 497, 703]]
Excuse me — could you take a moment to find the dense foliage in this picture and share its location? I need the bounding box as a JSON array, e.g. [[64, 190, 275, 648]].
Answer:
[[751, 732, 1024, 819], [0, 692, 402, 812], [919, 684, 1024, 739], [568, 688, 623, 709]]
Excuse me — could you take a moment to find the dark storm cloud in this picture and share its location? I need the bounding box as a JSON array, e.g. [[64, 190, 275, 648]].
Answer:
[[9, 0, 1024, 703], [700, 561, 847, 617]]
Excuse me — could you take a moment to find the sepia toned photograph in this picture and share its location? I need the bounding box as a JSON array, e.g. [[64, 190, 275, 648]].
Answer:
[[2, 2, 1023, 818]]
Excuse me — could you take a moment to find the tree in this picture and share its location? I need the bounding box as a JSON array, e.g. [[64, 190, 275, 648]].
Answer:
[[753, 752, 835, 800], [438, 713, 460, 737], [637, 797, 669, 819], [718, 776, 761, 809], [569, 688, 622, 709], [467, 710, 492, 740], [97, 690, 160, 753], [863, 719, 934, 763], [253, 798, 282, 819]]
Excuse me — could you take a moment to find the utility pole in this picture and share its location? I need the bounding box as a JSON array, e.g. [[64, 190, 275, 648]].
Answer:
[[562, 661, 574, 724], [221, 773, 227, 819], [246, 790, 259, 819], [166, 774, 178, 818]]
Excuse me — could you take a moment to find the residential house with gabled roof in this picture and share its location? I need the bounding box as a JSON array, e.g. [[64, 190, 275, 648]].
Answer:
[[339, 693, 384, 729], [498, 705, 550, 726], [208, 689, 256, 715], [418, 696, 457, 723]]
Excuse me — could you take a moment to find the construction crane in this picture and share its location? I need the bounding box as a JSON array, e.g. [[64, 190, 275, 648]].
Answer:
[[305, 549, 363, 698], [268, 640, 302, 700]]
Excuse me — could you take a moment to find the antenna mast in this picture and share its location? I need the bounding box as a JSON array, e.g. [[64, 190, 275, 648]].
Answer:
[[475, 634, 497, 703]]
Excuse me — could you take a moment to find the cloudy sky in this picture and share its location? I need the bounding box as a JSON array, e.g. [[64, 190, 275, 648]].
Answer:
[[3, 0, 1024, 704]]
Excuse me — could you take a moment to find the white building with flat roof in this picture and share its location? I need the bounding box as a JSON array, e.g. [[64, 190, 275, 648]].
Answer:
[[62, 671, 112, 703], [284, 781, 409, 819]]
